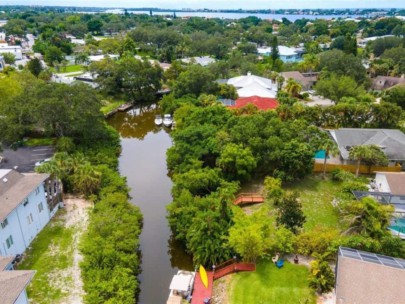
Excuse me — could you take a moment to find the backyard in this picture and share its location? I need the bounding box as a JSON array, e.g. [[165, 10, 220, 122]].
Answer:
[[227, 260, 315, 304], [17, 197, 91, 304]]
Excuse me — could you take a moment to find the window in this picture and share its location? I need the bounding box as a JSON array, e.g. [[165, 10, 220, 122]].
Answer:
[[27, 213, 34, 224], [1, 218, 8, 229], [23, 198, 29, 207], [6, 235, 13, 248], [38, 202, 44, 213], [35, 187, 40, 195]]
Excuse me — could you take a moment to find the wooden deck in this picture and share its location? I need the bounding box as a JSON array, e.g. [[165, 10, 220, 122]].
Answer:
[[191, 271, 214, 304], [233, 193, 264, 206]]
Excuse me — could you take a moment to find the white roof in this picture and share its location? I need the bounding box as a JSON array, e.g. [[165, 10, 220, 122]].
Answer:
[[169, 273, 194, 292], [228, 73, 273, 89], [181, 56, 215, 66], [257, 46, 297, 56], [237, 82, 277, 98], [88, 54, 119, 62]]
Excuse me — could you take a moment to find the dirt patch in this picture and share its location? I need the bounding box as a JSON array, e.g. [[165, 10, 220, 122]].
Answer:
[[53, 195, 92, 304], [212, 275, 231, 304], [317, 292, 336, 304]]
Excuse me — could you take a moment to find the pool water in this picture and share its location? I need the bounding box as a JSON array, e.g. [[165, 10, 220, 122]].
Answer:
[[389, 218, 405, 234], [314, 150, 329, 159]]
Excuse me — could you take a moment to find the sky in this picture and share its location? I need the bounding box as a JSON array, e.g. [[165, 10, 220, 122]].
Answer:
[[2, 0, 405, 10]]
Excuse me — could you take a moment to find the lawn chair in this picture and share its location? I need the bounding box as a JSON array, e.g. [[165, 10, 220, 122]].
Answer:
[[276, 259, 284, 269]]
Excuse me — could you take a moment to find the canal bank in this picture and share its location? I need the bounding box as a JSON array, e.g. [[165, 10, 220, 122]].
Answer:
[[108, 103, 193, 304]]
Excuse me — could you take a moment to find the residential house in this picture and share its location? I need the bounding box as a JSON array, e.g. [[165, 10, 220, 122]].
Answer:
[[0, 45, 23, 60], [0, 32, 5, 41], [335, 247, 405, 304], [257, 45, 302, 63], [371, 76, 405, 91], [0, 20, 7, 27], [329, 128, 405, 168], [181, 56, 215, 67], [281, 71, 319, 91], [229, 96, 279, 111], [0, 256, 35, 304], [0, 169, 61, 256], [227, 73, 277, 98], [374, 172, 405, 203]]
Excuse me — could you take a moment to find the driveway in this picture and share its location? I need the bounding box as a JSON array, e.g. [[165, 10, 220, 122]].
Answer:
[[0, 146, 55, 172]]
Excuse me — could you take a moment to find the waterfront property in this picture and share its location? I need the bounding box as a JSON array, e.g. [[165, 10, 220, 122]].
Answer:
[[0, 169, 61, 256], [336, 247, 405, 304], [0, 256, 35, 304], [227, 73, 277, 98]]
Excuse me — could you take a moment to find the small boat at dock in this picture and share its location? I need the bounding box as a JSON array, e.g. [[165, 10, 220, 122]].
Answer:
[[154, 114, 163, 126], [163, 114, 173, 127], [167, 270, 195, 304]]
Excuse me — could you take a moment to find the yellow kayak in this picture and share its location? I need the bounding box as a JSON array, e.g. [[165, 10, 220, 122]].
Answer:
[[199, 265, 208, 288]]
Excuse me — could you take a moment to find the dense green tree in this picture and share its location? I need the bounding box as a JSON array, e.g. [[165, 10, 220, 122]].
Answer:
[[317, 50, 367, 84], [383, 86, 405, 109], [274, 192, 306, 234], [228, 208, 273, 263], [315, 74, 365, 103], [44, 46, 64, 65], [173, 65, 218, 98], [217, 143, 257, 181], [270, 36, 279, 62], [27, 58, 43, 77]]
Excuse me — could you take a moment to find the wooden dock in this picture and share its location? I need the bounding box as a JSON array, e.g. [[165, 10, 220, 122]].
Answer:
[[191, 271, 214, 304], [233, 193, 264, 206]]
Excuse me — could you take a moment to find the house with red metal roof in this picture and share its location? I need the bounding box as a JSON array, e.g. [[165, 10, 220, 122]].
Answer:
[[229, 96, 279, 110]]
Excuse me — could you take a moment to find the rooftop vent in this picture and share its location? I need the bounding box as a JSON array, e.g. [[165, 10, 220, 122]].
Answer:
[[2, 177, 8, 183]]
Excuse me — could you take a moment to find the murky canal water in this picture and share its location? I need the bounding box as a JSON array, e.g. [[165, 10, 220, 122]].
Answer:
[[108, 103, 193, 304]]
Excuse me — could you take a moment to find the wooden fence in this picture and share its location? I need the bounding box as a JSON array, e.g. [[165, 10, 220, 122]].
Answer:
[[313, 162, 401, 174]]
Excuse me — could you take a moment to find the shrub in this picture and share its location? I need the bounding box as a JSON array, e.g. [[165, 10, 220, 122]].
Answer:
[[331, 168, 355, 182], [309, 259, 335, 294], [296, 226, 340, 257], [341, 180, 368, 193]]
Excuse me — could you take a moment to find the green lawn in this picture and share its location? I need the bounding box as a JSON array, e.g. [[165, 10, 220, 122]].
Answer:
[[53, 64, 84, 73], [18, 210, 74, 303], [228, 260, 316, 304], [24, 137, 55, 147], [286, 175, 342, 231], [100, 99, 126, 114]]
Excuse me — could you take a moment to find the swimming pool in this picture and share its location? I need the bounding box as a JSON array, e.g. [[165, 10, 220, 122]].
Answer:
[[389, 218, 405, 239], [314, 150, 329, 159]]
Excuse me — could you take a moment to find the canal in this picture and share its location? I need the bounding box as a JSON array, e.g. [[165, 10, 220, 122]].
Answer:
[[107, 103, 193, 304]]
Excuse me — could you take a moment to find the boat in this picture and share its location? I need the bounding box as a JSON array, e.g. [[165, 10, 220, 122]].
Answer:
[[163, 114, 173, 127], [154, 114, 163, 126], [167, 270, 195, 304]]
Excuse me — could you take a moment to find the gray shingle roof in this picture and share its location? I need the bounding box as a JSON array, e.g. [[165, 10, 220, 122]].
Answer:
[[329, 128, 405, 161], [0, 270, 35, 304], [0, 169, 49, 222]]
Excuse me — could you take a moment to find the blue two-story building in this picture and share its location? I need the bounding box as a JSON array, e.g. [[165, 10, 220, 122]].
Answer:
[[0, 169, 61, 256]]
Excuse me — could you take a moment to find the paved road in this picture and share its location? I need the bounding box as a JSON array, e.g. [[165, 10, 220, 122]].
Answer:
[[0, 146, 54, 172]]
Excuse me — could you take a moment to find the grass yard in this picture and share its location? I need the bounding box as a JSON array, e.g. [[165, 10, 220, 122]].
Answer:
[[57, 64, 84, 73], [17, 209, 75, 304], [228, 260, 315, 304], [24, 137, 55, 147], [100, 99, 126, 114], [286, 174, 342, 231]]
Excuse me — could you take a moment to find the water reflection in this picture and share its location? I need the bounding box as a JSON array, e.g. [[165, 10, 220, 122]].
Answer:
[[107, 102, 193, 304]]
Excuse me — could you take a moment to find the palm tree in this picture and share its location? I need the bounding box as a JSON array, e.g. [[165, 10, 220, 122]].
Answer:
[[285, 78, 302, 98], [318, 138, 339, 179], [276, 74, 285, 91], [349, 145, 373, 177]]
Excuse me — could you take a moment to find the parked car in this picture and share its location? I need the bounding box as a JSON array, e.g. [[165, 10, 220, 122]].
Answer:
[[35, 158, 51, 167]]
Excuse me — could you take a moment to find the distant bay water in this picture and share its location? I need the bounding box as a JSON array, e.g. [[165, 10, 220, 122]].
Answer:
[[104, 9, 358, 21]]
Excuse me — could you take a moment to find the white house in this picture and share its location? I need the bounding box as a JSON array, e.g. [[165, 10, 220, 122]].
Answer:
[[0, 45, 23, 60], [0, 256, 35, 304], [181, 56, 216, 66], [0, 169, 61, 256], [227, 73, 277, 98], [257, 45, 301, 63]]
